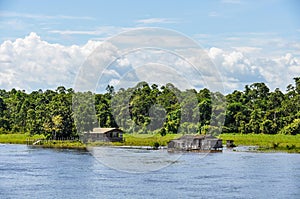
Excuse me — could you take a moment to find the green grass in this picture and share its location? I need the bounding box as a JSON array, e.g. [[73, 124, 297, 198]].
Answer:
[[3, 132, 299, 153], [0, 133, 44, 144], [37, 140, 86, 150], [0, 133, 86, 150], [219, 133, 300, 153], [112, 133, 182, 147]]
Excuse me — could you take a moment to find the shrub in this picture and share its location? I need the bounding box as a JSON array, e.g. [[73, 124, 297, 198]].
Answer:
[[280, 119, 300, 135], [152, 142, 160, 149]]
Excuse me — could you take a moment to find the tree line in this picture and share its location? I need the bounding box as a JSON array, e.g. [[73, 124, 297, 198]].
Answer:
[[0, 78, 300, 139]]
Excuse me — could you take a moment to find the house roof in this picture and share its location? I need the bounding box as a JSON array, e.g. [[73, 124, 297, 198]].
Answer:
[[89, 128, 122, 134]]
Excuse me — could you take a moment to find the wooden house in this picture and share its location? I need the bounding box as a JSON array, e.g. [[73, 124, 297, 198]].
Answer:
[[83, 128, 123, 142], [168, 135, 222, 152]]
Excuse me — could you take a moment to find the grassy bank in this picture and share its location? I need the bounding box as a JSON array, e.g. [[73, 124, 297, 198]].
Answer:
[[3, 132, 299, 153], [0, 132, 180, 149], [219, 133, 300, 153], [0, 133, 44, 144], [34, 140, 86, 150], [112, 133, 182, 147], [0, 133, 180, 149], [0, 133, 86, 150]]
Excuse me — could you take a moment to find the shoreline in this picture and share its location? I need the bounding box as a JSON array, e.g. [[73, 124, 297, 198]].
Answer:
[[1, 133, 300, 153], [0, 142, 87, 150], [1, 142, 299, 153], [219, 133, 300, 153]]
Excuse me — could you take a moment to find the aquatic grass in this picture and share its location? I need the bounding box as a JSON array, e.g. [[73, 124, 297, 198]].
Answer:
[[219, 133, 300, 152], [39, 140, 86, 150]]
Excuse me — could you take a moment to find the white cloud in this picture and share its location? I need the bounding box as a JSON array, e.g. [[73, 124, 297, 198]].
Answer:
[[231, 46, 262, 54], [0, 19, 27, 30], [48, 26, 136, 39], [0, 32, 101, 91], [49, 30, 100, 36], [208, 47, 223, 59], [194, 32, 286, 53], [1, 32, 299, 93], [135, 18, 178, 24], [208, 47, 300, 91], [116, 58, 130, 67], [49, 26, 122, 36], [0, 11, 94, 20]]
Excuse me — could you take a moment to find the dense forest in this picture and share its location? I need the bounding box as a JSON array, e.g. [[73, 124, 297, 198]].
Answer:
[[1, 78, 300, 139]]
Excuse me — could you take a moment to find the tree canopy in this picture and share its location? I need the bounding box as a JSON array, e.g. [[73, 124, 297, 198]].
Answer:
[[1, 77, 300, 138]]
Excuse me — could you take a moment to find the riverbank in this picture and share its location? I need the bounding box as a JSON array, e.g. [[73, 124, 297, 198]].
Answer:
[[118, 133, 182, 147], [0, 133, 86, 150], [1, 133, 300, 153], [0, 133, 44, 144], [0, 133, 180, 150], [30, 140, 87, 150], [219, 133, 300, 153], [86, 133, 181, 148], [120, 133, 300, 153]]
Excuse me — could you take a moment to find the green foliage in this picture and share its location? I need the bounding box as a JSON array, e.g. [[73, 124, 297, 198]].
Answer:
[[223, 78, 300, 135], [73, 91, 97, 134], [152, 142, 160, 149], [1, 77, 300, 141], [110, 82, 213, 135], [279, 119, 300, 135], [0, 87, 76, 139], [37, 140, 86, 150]]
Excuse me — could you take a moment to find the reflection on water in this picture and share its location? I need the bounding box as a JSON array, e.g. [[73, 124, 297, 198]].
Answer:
[[0, 144, 300, 199], [88, 146, 186, 173]]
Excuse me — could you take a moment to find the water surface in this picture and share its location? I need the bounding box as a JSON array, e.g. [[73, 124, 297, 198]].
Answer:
[[0, 144, 299, 198]]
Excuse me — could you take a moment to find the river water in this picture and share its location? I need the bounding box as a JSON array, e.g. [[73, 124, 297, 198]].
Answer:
[[0, 144, 299, 199]]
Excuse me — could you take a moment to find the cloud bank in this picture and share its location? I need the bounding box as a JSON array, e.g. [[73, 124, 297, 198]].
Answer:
[[0, 32, 100, 91], [0, 32, 299, 93]]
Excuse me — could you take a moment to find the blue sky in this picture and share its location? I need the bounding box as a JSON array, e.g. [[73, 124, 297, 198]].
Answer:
[[0, 0, 299, 92], [1, 0, 299, 45]]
